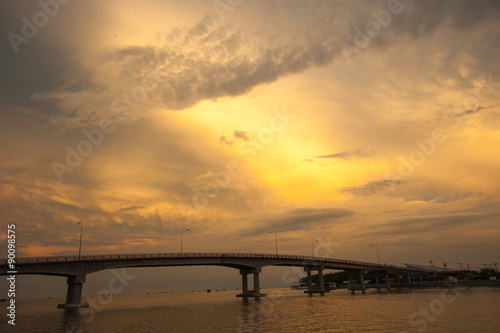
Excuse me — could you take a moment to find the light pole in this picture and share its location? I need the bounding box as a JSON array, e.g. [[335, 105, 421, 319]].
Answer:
[[269, 232, 278, 255], [455, 256, 464, 270], [392, 252, 399, 266], [371, 245, 380, 264], [437, 257, 446, 268], [78, 222, 83, 261], [311, 240, 318, 257], [181, 229, 190, 254]]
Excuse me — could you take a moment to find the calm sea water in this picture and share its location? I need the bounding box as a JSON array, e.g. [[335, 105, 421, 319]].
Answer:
[[2, 287, 499, 332]]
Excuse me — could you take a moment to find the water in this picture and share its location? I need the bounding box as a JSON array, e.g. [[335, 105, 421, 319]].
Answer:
[[2, 287, 499, 332]]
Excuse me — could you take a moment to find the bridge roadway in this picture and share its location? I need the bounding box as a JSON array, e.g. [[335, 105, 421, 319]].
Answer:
[[0, 252, 432, 309]]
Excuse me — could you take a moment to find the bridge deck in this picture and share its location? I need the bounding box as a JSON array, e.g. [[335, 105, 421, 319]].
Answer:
[[0, 252, 431, 275]]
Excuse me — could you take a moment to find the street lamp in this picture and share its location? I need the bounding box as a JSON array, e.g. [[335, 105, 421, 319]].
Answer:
[[78, 222, 83, 261], [392, 252, 399, 266], [311, 240, 318, 257], [437, 257, 446, 268], [370, 245, 380, 264], [181, 229, 190, 254], [269, 232, 278, 255]]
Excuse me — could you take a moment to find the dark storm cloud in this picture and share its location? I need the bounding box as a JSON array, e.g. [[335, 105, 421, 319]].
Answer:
[[101, 16, 339, 111], [2, 0, 499, 131], [403, 0, 500, 36], [0, 1, 107, 109]]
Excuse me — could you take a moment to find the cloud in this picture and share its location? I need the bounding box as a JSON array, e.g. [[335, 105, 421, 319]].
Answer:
[[375, 211, 499, 237], [7, 0, 499, 132], [340, 179, 406, 196], [249, 207, 355, 235], [316, 149, 372, 160], [118, 205, 146, 212], [220, 130, 251, 146], [219, 135, 233, 146], [382, 0, 500, 42], [233, 130, 251, 142], [456, 105, 492, 117]]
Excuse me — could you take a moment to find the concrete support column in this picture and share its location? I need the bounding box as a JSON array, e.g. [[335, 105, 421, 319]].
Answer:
[[253, 272, 260, 294], [385, 271, 391, 290], [307, 270, 313, 292], [57, 275, 89, 309], [242, 273, 248, 294], [406, 274, 411, 284], [303, 266, 329, 295], [374, 272, 380, 292], [237, 268, 265, 298], [359, 271, 366, 294], [349, 271, 355, 294], [318, 267, 325, 296]]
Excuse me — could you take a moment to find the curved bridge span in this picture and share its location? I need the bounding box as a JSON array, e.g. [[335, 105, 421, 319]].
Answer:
[[0, 252, 431, 309]]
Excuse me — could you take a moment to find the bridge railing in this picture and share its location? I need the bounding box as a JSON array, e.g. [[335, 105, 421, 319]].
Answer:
[[0, 253, 430, 273]]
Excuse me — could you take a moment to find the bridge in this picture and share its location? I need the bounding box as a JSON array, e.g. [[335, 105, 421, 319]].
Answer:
[[0, 252, 432, 309]]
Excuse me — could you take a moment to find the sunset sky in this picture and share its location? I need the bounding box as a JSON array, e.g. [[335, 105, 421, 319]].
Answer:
[[1, 0, 499, 297]]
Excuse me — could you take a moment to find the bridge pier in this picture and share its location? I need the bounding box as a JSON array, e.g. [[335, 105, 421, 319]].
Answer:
[[241, 272, 248, 294], [253, 272, 260, 295], [57, 275, 89, 309], [385, 271, 391, 290], [359, 270, 366, 294], [237, 268, 266, 298], [348, 271, 355, 294], [306, 270, 313, 292], [304, 265, 328, 296], [374, 272, 380, 292], [318, 266, 325, 296]]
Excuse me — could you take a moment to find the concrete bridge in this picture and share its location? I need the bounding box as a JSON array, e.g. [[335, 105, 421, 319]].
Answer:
[[0, 252, 432, 309]]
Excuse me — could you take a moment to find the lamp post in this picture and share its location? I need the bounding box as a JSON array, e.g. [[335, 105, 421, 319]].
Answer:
[[437, 257, 446, 268], [78, 222, 83, 261], [269, 232, 278, 255], [371, 245, 380, 264], [311, 240, 318, 257], [181, 229, 190, 254], [392, 252, 399, 266]]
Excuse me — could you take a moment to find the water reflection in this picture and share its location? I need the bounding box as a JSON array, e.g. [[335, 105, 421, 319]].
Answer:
[[60, 309, 84, 333], [9, 288, 500, 332]]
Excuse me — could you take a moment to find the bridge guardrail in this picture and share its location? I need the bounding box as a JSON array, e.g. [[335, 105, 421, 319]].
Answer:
[[0, 252, 430, 273]]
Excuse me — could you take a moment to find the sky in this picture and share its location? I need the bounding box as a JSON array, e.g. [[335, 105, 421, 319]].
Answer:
[[1, 0, 499, 298]]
